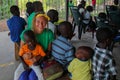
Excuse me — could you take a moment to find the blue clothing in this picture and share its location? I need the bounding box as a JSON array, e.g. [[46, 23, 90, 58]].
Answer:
[[52, 36, 74, 67], [7, 16, 26, 42], [19, 69, 38, 80]]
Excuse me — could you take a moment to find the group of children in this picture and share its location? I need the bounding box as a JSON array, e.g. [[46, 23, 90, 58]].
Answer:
[[7, 0, 117, 80]]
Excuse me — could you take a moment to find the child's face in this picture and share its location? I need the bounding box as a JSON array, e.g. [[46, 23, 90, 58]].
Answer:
[[24, 35, 36, 50], [35, 16, 47, 33], [75, 49, 90, 60]]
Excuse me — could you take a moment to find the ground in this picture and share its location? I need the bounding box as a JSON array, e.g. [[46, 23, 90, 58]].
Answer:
[[0, 20, 120, 80]]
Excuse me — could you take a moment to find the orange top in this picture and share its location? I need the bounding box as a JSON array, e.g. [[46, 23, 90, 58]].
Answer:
[[19, 44, 46, 66]]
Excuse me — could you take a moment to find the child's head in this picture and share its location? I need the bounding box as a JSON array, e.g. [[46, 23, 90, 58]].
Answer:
[[114, 0, 118, 5], [80, 0, 86, 8], [75, 46, 94, 61], [58, 21, 73, 39], [98, 12, 107, 19], [26, 2, 33, 8], [96, 28, 113, 47], [10, 5, 20, 16], [33, 13, 50, 34], [47, 9, 59, 23], [33, 1, 44, 13], [24, 30, 36, 50], [86, 6, 93, 12]]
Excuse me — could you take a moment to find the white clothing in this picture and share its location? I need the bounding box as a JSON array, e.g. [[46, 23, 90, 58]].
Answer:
[[83, 11, 91, 24], [14, 63, 44, 80], [79, 8, 85, 14], [30, 65, 44, 80], [48, 22, 56, 33]]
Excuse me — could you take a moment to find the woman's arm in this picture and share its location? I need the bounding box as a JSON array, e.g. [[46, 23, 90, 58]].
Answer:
[[20, 40, 25, 48]]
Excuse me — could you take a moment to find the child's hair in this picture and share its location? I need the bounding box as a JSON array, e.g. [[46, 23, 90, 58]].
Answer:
[[58, 21, 73, 38], [86, 6, 93, 12], [24, 30, 36, 42], [77, 46, 94, 58], [96, 28, 113, 42], [33, 1, 44, 13], [80, 0, 86, 8], [26, 2, 34, 15], [47, 9, 58, 23], [10, 5, 20, 16], [98, 12, 107, 19], [114, 0, 118, 5]]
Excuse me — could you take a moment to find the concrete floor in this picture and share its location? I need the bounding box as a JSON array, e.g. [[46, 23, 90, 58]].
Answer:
[[0, 31, 120, 80]]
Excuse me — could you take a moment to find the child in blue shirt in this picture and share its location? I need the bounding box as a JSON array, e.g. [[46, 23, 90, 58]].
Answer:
[[7, 5, 26, 60]]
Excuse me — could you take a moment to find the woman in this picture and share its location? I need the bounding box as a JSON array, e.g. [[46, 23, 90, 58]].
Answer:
[[14, 13, 54, 80]]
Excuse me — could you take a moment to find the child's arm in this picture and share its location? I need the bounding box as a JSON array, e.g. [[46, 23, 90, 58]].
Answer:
[[19, 46, 29, 70], [19, 56, 29, 70]]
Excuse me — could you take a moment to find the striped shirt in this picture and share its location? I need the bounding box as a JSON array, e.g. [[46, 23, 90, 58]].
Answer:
[[52, 36, 74, 66], [92, 47, 117, 80]]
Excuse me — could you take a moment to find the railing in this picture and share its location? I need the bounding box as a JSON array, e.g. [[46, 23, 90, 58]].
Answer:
[[0, 0, 114, 20]]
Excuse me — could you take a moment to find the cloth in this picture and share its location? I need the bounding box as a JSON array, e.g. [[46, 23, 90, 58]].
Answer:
[[19, 44, 46, 66], [92, 0, 96, 5], [30, 65, 44, 80], [83, 11, 91, 24], [42, 60, 63, 80], [7, 16, 26, 42], [14, 63, 39, 80], [92, 47, 117, 80], [27, 12, 36, 29], [68, 58, 91, 80], [52, 36, 74, 67], [19, 69, 31, 80], [20, 28, 54, 51], [48, 22, 56, 33], [79, 8, 85, 14], [14, 63, 25, 80]]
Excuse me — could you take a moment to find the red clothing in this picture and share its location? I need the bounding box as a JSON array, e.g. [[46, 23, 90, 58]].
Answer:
[[92, 0, 96, 5]]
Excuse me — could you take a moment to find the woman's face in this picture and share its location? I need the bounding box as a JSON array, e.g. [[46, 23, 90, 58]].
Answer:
[[35, 16, 48, 33]]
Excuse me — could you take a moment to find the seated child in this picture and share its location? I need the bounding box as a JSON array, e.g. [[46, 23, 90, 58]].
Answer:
[[92, 28, 117, 80], [52, 21, 75, 70], [68, 46, 94, 80], [19, 30, 46, 80]]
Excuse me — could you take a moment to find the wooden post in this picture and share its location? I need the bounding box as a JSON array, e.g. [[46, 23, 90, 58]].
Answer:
[[16, 0, 18, 5], [66, 0, 69, 21]]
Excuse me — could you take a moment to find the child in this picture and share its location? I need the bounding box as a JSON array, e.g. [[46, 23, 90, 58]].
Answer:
[[47, 9, 59, 33], [52, 21, 75, 69], [82, 6, 93, 33], [19, 30, 46, 80], [92, 28, 117, 80], [7, 5, 26, 60], [26, 2, 34, 17], [68, 46, 94, 80]]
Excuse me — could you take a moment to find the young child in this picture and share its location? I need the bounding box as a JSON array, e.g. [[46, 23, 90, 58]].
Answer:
[[68, 46, 94, 80], [7, 5, 26, 60], [26, 2, 34, 17], [47, 9, 59, 33], [19, 30, 46, 80], [92, 28, 117, 80], [52, 21, 75, 70]]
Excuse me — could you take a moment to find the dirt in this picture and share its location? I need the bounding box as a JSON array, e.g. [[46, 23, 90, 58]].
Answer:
[[0, 19, 9, 32]]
